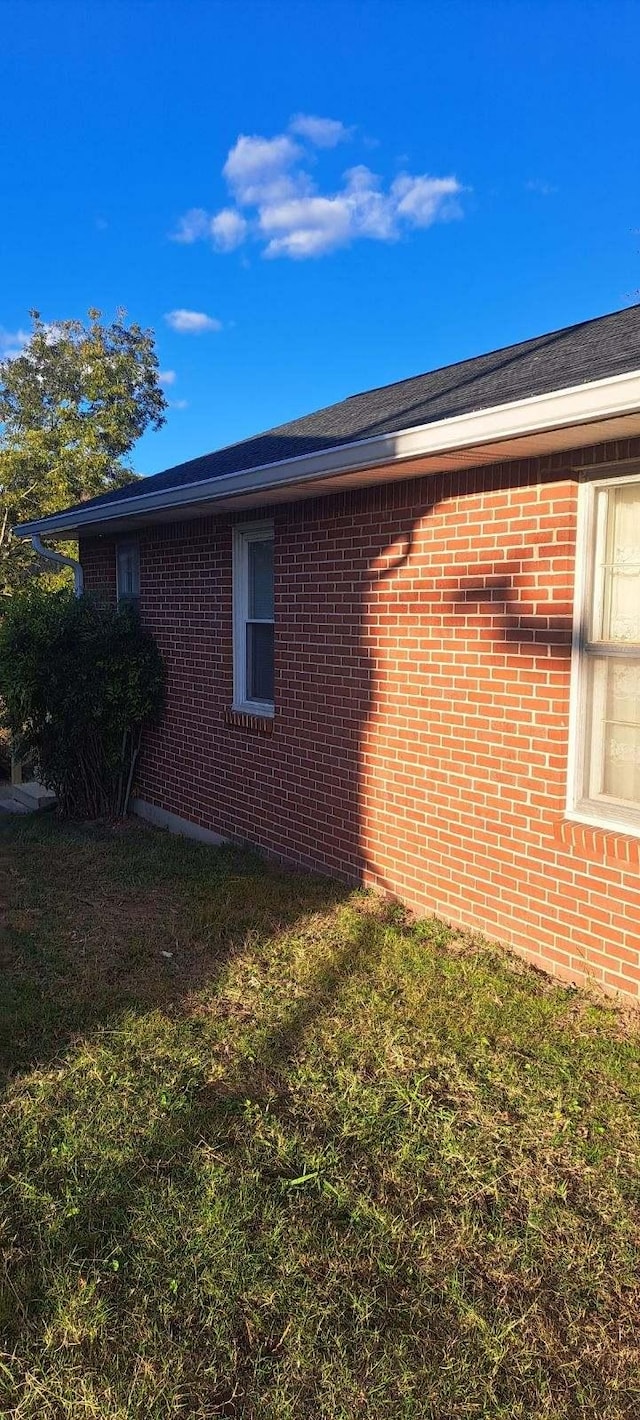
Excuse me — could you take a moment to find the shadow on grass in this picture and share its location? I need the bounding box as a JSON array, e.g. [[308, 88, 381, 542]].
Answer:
[[0, 818, 392, 1410], [0, 813, 351, 1086], [3, 817, 639, 1419]]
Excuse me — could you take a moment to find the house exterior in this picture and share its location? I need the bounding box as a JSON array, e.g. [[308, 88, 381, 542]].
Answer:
[[17, 306, 640, 998]]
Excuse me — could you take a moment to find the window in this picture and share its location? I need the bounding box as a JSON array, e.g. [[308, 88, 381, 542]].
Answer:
[[232, 521, 274, 713], [569, 474, 640, 832], [116, 541, 140, 611]]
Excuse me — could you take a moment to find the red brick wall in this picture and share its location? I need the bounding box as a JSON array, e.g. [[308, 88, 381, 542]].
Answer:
[[80, 438, 640, 998], [80, 536, 116, 605]]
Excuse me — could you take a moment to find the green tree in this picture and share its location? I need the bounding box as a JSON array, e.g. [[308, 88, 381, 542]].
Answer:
[[0, 308, 167, 596]]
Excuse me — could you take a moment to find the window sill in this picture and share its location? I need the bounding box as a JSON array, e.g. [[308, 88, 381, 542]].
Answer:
[[224, 706, 274, 734], [557, 811, 640, 865], [567, 799, 640, 838]]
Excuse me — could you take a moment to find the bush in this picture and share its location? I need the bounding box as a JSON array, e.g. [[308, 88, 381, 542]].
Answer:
[[0, 586, 165, 817], [0, 721, 11, 779]]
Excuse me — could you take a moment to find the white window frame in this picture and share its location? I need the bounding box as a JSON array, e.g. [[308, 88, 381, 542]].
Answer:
[[567, 467, 640, 836], [116, 539, 140, 608], [232, 520, 275, 716]]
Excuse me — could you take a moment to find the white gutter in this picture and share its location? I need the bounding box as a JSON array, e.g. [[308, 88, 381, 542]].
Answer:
[[31, 535, 84, 595], [14, 367, 640, 538]]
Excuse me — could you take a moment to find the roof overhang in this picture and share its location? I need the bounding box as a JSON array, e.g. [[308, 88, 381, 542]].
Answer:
[[14, 367, 640, 540]]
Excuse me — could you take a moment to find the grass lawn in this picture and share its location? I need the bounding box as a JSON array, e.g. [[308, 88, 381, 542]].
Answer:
[[0, 817, 639, 1418]]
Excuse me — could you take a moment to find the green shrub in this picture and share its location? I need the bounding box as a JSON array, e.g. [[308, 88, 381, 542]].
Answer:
[[0, 586, 165, 817], [0, 721, 11, 779]]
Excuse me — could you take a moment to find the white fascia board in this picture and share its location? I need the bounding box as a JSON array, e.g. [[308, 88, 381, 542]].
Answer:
[[15, 367, 640, 538]]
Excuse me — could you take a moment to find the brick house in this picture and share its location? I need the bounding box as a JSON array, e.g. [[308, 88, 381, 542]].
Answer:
[[17, 306, 640, 997]]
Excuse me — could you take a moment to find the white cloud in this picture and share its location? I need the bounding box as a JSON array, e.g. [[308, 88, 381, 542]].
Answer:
[[259, 196, 352, 258], [158, 369, 177, 385], [342, 165, 397, 239], [391, 174, 463, 226], [42, 322, 66, 345], [210, 207, 248, 251], [288, 113, 352, 147], [0, 327, 30, 361], [223, 133, 303, 206], [171, 205, 247, 251], [169, 398, 189, 410], [172, 118, 464, 261], [171, 208, 211, 243], [260, 165, 461, 259], [258, 168, 396, 258], [164, 309, 222, 334]]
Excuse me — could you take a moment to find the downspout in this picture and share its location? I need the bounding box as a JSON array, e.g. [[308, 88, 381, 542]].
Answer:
[[31, 535, 84, 596]]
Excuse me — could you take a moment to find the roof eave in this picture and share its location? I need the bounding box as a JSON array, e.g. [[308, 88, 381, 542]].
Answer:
[[14, 367, 640, 539]]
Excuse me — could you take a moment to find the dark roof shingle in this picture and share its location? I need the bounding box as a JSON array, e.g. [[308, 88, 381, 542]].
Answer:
[[66, 303, 640, 516]]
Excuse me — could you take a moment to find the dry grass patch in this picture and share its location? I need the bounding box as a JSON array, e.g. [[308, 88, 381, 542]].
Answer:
[[0, 815, 639, 1418]]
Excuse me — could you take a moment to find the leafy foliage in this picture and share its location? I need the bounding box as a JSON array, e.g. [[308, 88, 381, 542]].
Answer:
[[0, 586, 165, 816], [0, 309, 167, 596]]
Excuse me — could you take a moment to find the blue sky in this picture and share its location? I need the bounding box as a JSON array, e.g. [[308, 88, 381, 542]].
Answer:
[[2, 0, 639, 476]]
